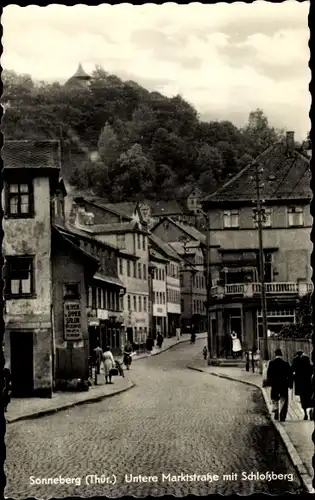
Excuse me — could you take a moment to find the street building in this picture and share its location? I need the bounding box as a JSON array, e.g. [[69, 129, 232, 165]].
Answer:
[[149, 249, 168, 337], [65, 198, 150, 348], [149, 234, 182, 337], [151, 217, 207, 333], [2, 140, 98, 396], [202, 131, 312, 356]]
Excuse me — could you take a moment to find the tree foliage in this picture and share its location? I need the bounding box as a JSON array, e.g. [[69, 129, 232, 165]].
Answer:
[[2, 68, 285, 201]]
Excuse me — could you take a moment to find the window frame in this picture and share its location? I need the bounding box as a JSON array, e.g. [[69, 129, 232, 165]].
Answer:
[[223, 209, 239, 229], [287, 206, 304, 227], [6, 179, 34, 218], [5, 255, 35, 298]]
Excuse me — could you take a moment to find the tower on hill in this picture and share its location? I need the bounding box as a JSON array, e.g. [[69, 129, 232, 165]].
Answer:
[[65, 63, 91, 89]]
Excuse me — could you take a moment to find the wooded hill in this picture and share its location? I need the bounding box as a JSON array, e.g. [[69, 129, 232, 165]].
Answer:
[[3, 67, 289, 202]]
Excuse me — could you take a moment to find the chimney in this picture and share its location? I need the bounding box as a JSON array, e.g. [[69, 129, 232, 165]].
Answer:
[[286, 131, 295, 155]]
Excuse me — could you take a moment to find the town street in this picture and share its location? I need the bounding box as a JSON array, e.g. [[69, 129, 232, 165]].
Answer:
[[5, 339, 304, 498]]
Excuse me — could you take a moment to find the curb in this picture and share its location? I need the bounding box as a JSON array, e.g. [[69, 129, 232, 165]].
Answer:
[[6, 381, 136, 424], [133, 334, 207, 360], [187, 366, 313, 493]]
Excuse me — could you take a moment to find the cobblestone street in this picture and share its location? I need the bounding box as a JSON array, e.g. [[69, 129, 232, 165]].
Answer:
[[5, 339, 305, 498]]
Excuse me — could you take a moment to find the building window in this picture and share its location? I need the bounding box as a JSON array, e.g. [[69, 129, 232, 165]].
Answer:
[[133, 296, 137, 311], [223, 209, 239, 228], [97, 288, 102, 308], [143, 264, 147, 281], [138, 296, 142, 312], [116, 235, 126, 249], [127, 295, 131, 311], [127, 261, 131, 277], [63, 283, 80, 299], [119, 296, 124, 311], [119, 258, 123, 275], [133, 262, 137, 278], [181, 299, 184, 312], [138, 263, 142, 279], [143, 296, 147, 312], [5, 256, 35, 297], [103, 289, 107, 309], [137, 234, 141, 250], [288, 206, 304, 227], [92, 287, 97, 308], [6, 181, 34, 217], [142, 235, 146, 250]]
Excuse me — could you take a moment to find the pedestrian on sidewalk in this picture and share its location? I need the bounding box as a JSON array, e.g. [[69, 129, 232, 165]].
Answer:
[[203, 345, 208, 361], [291, 350, 313, 420], [266, 348, 293, 422], [157, 333, 163, 349], [102, 346, 115, 385], [93, 345, 103, 375], [231, 331, 242, 359], [176, 327, 181, 341]]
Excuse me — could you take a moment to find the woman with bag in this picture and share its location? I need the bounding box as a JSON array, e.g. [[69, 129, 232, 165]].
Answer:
[[102, 346, 115, 385]]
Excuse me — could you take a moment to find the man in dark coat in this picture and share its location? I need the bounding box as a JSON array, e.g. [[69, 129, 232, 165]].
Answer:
[[291, 350, 313, 420], [267, 348, 293, 422]]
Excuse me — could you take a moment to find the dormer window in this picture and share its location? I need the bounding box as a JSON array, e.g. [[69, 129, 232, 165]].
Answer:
[[223, 209, 239, 228], [288, 206, 304, 227]]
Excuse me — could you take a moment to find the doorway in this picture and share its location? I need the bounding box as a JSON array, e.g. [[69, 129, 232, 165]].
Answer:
[[126, 327, 133, 344], [10, 331, 34, 397]]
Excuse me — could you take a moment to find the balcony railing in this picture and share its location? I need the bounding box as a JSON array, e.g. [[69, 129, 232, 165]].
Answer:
[[211, 282, 313, 299]]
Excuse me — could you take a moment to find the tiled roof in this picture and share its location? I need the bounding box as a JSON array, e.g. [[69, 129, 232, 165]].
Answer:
[[93, 273, 125, 288], [2, 140, 61, 170], [102, 202, 138, 219], [169, 241, 198, 256], [203, 140, 311, 205], [74, 196, 133, 221], [149, 199, 189, 216], [149, 248, 169, 263], [149, 234, 182, 262], [173, 220, 206, 244], [52, 226, 99, 264], [82, 221, 141, 235]]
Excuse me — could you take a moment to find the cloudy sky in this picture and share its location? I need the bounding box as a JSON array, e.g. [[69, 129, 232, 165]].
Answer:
[[2, 2, 310, 139]]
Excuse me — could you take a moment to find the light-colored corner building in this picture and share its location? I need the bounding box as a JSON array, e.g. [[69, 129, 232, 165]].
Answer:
[[149, 249, 168, 337]]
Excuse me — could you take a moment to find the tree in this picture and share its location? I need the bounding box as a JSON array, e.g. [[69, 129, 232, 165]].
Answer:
[[114, 144, 155, 199], [242, 108, 283, 157], [97, 122, 120, 167]]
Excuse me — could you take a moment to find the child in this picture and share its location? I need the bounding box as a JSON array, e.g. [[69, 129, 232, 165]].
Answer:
[[203, 346, 208, 360]]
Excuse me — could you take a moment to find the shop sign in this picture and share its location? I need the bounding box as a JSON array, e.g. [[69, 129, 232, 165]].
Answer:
[[97, 309, 109, 320], [64, 301, 82, 341], [88, 319, 100, 327]]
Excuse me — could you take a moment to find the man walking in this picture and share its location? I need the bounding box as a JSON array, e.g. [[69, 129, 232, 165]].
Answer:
[[291, 350, 313, 420], [266, 348, 293, 422]]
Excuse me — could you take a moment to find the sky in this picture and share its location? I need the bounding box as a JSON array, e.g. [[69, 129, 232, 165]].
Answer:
[[2, 2, 310, 140]]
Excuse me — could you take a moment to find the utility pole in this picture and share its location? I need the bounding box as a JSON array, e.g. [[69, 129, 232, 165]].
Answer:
[[204, 211, 213, 359], [253, 162, 269, 364]]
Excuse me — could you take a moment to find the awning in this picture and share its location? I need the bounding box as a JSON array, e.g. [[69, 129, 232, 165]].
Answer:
[[93, 273, 125, 288]]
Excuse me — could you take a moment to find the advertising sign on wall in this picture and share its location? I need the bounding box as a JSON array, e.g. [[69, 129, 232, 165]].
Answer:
[[64, 301, 83, 341]]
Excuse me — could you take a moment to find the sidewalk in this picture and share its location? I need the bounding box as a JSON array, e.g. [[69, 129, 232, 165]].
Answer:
[[187, 360, 313, 493], [7, 333, 206, 424]]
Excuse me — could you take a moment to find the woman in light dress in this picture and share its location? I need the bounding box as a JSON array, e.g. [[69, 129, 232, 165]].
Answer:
[[231, 331, 242, 358], [102, 346, 115, 384]]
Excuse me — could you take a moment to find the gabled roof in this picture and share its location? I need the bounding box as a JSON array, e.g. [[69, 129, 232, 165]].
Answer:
[[101, 202, 139, 219], [54, 222, 137, 259], [152, 217, 206, 245], [52, 226, 99, 266], [149, 248, 169, 263], [81, 221, 147, 235], [3, 140, 61, 170], [74, 196, 132, 221], [149, 233, 182, 262], [149, 199, 189, 216], [203, 138, 311, 206]]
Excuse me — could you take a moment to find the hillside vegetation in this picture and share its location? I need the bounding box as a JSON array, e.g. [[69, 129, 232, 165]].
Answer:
[[3, 67, 285, 201]]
